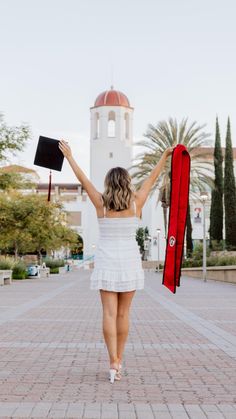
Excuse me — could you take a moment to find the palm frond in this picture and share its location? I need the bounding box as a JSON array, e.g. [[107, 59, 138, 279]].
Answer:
[[131, 118, 214, 208]]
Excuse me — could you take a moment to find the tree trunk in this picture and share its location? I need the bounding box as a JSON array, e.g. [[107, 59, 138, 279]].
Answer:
[[14, 242, 18, 260], [37, 250, 42, 265]]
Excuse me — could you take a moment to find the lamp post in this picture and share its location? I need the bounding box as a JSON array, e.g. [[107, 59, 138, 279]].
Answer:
[[147, 235, 152, 260], [200, 193, 208, 282], [143, 229, 146, 261], [156, 228, 161, 272]]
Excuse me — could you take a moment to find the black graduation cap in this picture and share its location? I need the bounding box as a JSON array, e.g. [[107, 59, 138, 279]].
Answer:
[[34, 136, 64, 171]]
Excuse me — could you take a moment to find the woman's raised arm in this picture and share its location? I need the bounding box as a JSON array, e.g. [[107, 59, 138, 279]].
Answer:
[[135, 147, 174, 209], [59, 139, 102, 208]]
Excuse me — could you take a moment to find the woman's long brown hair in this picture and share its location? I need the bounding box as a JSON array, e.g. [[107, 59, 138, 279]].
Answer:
[[101, 167, 135, 211]]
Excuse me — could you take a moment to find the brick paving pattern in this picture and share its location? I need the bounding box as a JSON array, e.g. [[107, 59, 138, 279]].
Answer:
[[0, 269, 236, 418]]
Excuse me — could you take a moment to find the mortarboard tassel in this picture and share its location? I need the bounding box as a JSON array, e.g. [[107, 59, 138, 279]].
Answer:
[[47, 170, 52, 202]]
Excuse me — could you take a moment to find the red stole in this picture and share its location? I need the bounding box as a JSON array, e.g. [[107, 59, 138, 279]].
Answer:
[[162, 144, 191, 293]]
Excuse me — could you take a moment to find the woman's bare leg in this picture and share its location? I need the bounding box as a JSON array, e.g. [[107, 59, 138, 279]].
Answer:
[[99, 290, 119, 369], [116, 290, 136, 365]]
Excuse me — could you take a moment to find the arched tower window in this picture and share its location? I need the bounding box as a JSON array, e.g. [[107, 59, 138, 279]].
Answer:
[[94, 112, 100, 139], [108, 111, 116, 137], [124, 112, 129, 139]]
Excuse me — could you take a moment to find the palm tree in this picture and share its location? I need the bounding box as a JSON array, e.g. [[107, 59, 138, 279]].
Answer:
[[129, 117, 214, 255]]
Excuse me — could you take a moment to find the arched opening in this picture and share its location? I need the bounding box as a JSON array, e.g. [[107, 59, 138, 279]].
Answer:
[[124, 112, 129, 139], [94, 112, 100, 139], [108, 111, 116, 137]]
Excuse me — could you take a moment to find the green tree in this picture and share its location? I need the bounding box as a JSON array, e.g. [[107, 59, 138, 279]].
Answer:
[[130, 117, 214, 256], [47, 224, 78, 260], [0, 113, 30, 162], [224, 117, 236, 250], [0, 192, 35, 257], [24, 197, 78, 262], [136, 226, 149, 260], [0, 192, 78, 260], [70, 234, 84, 258], [0, 172, 35, 191], [209, 117, 224, 248]]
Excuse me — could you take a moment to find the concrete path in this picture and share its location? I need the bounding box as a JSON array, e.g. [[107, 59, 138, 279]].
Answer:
[[0, 269, 236, 418]]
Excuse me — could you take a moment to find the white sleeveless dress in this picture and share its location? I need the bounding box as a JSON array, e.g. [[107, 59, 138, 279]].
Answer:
[[89, 200, 145, 292]]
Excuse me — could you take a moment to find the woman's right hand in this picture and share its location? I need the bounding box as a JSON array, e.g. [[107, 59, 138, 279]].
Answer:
[[59, 139, 72, 159]]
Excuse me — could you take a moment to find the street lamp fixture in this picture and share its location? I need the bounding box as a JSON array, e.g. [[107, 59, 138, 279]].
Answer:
[[156, 228, 161, 273], [200, 192, 208, 282]]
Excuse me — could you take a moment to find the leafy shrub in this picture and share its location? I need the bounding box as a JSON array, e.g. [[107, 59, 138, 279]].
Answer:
[[50, 267, 59, 274], [182, 259, 190, 268], [12, 261, 27, 279], [192, 243, 210, 261], [210, 240, 224, 251], [183, 259, 202, 268], [44, 258, 65, 268], [182, 255, 236, 268], [207, 255, 236, 266], [0, 257, 14, 270], [57, 259, 65, 267]]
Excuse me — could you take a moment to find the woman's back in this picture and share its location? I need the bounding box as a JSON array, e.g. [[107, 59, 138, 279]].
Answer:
[[97, 200, 140, 241], [90, 199, 145, 292]]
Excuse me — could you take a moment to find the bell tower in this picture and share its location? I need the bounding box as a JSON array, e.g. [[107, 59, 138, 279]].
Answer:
[[90, 86, 134, 192], [85, 86, 134, 257]]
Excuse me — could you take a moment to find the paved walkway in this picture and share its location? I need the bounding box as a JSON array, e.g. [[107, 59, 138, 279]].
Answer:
[[0, 269, 236, 418]]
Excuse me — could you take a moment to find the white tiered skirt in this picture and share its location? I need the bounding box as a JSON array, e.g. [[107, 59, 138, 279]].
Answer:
[[89, 239, 145, 292]]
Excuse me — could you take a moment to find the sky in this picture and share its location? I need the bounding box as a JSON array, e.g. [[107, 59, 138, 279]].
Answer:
[[0, 0, 236, 183]]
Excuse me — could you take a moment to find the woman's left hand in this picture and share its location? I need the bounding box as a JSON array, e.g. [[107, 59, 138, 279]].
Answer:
[[164, 146, 175, 158], [59, 139, 72, 159]]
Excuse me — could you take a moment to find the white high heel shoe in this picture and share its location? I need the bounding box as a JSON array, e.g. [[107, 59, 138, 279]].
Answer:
[[109, 368, 118, 383], [114, 363, 122, 381]]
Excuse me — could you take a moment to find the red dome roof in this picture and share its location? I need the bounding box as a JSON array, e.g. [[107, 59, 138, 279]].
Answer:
[[94, 86, 130, 108]]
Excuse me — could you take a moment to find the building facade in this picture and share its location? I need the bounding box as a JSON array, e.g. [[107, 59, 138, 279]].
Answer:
[[2, 89, 236, 262]]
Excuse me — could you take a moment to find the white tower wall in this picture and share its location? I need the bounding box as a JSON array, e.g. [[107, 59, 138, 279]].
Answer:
[[84, 97, 134, 258], [90, 105, 133, 192]]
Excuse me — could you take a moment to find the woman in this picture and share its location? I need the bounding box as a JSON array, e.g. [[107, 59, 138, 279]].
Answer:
[[59, 140, 173, 383]]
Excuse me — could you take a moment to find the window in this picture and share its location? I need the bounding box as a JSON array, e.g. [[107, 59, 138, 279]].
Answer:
[[108, 111, 116, 137], [109, 152, 113, 158]]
